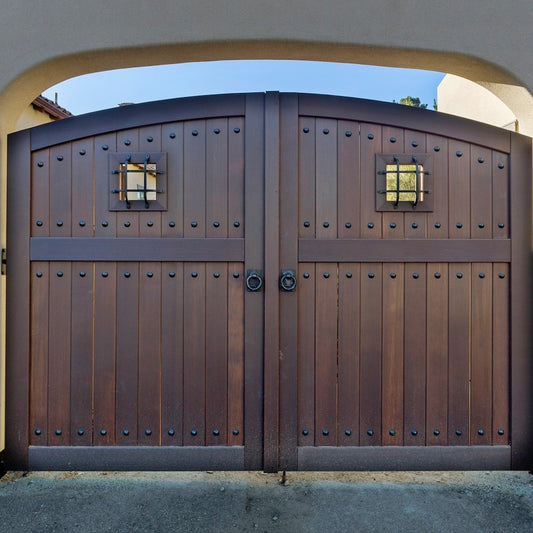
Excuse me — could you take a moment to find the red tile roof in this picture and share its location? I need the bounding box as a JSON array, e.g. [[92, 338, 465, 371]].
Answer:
[[32, 94, 73, 120]]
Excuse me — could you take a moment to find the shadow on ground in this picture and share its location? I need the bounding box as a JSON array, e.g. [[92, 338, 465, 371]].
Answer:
[[1, 471, 532, 532]]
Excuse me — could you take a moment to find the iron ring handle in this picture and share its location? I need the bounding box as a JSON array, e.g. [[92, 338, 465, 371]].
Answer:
[[280, 270, 297, 292], [246, 271, 263, 292]]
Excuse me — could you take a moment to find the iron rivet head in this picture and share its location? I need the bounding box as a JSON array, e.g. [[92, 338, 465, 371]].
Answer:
[[168, 429, 175, 436], [147, 221, 154, 227], [169, 221, 176, 227], [214, 272, 220, 278], [36, 220, 43, 227], [346, 272, 352, 278], [57, 155, 63, 161], [498, 429, 505, 435], [322, 128, 329, 135], [456, 223, 463, 229], [303, 127, 310, 133], [77, 429, 84, 436], [79, 220, 86, 227], [323, 221, 329, 228], [124, 221, 131, 227], [345, 430, 352, 436], [411, 430, 418, 436], [57, 271, 63, 277], [323, 272, 330, 278], [169, 132, 176, 139], [456, 430, 462, 436], [479, 273, 485, 278], [234, 221, 240, 227], [36, 272, 43, 278], [367, 430, 374, 436], [411, 141, 418, 147], [123, 430, 129, 436], [55, 429, 62, 436], [233, 127, 240, 134], [102, 221, 109, 227], [169, 272, 176, 278], [434, 429, 440, 436], [213, 429, 220, 436], [390, 272, 397, 278], [434, 272, 441, 279], [213, 128, 221, 134], [498, 273, 505, 279], [146, 136, 153, 142], [368, 272, 375, 279], [35, 429, 42, 435], [390, 222, 396, 229], [412, 222, 418, 229], [389, 137, 397, 143], [457, 272, 463, 279], [478, 157, 484, 163], [145, 429, 152, 436], [124, 272, 131, 278], [56, 220, 63, 227], [102, 144, 109, 151], [478, 429, 484, 436], [79, 149, 86, 156], [413, 273, 419, 279], [233, 272, 240, 278], [434, 146, 440, 152], [213, 221, 220, 228], [498, 162, 505, 169], [434, 222, 441, 228], [100, 429, 107, 436], [79, 271, 86, 278], [303, 221, 311, 228], [322, 429, 329, 436], [302, 429, 309, 436], [345, 131, 352, 137], [192, 130, 199, 136], [124, 139, 131, 146], [102, 272, 108, 278], [191, 272, 198, 278], [345, 222, 352, 228], [367, 222, 374, 229], [147, 272, 154, 278], [478, 223, 485, 228], [37, 161, 44, 167], [389, 429, 396, 436], [303, 272, 310, 279], [233, 429, 239, 436], [191, 221, 198, 228], [456, 150, 463, 157], [498, 222, 505, 228]]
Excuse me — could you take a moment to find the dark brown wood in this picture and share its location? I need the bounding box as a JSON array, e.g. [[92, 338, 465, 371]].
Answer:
[[337, 121, 359, 239], [492, 152, 509, 239], [116, 129, 140, 237], [382, 127, 405, 239], [94, 132, 117, 237], [299, 238, 511, 262], [31, 237, 245, 261], [31, 148, 50, 237], [470, 147, 492, 239], [184, 120, 206, 238], [228, 116, 245, 240], [49, 144, 72, 238], [426, 135, 449, 239], [71, 140, 94, 237], [448, 141, 471, 239], [403, 130, 427, 239], [298, 117, 316, 238], [360, 123, 382, 238]]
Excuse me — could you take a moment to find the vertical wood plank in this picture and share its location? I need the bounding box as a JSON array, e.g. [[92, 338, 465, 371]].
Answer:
[[470, 147, 492, 239], [448, 263, 471, 445], [184, 120, 206, 237], [382, 128, 405, 239], [359, 263, 382, 445], [492, 152, 509, 239], [70, 262, 93, 445], [427, 136, 449, 239], [426, 263, 449, 445], [49, 144, 72, 237], [404, 130, 427, 239], [31, 149, 50, 237], [299, 117, 316, 239], [338, 263, 360, 446], [139, 125, 162, 237], [71, 139, 94, 237], [228, 117, 245, 239], [337, 121, 359, 238], [115, 262, 139, 445], [162, 122, 184, 238], [448, 141, 471, 239], [360, 124, 382, 238], [94, 133, 117, 237], [30, 263, 49, 445], [93, 262, 116, 445], [471, 263, 492, 445], [47, 262, 71, 445], [116, 129, 140, 237], [161, 262, 184, 446], [403, 263, 426, 445], [315, 263, 338, 446], [382, 263, 404, 445]]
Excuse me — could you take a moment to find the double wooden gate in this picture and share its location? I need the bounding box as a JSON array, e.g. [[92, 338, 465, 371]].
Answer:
[[5, 93, 533, 471]]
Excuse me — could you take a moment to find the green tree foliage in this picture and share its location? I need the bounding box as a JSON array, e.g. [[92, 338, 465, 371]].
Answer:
[[392, 96, 428, 108]]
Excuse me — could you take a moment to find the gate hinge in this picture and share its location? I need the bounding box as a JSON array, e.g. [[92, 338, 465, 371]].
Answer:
[[1, 249, 6, 275]]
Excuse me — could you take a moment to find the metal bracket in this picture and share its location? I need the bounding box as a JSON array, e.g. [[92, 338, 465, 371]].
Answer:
[[1, 248, 6, 275]]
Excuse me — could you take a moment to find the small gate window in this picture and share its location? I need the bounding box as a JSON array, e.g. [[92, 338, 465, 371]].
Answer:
[[375, 153, 433, 212], [109, 152, 167, 211]]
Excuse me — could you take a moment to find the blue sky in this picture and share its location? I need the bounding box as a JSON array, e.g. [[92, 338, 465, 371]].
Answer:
[[43, 61, 445, 116]]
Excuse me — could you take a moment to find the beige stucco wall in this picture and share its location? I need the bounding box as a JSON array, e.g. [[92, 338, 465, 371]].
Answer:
[[1, 0, 533, 451]]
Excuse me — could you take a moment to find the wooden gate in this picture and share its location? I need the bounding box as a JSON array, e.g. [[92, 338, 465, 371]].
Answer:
[[5, 93, 533, 471]]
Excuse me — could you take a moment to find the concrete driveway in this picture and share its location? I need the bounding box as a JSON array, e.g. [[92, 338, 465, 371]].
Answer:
[[1, 470, 532, 532]]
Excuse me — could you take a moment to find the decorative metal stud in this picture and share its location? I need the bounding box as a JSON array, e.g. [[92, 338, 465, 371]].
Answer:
[[456, 223, 463, 228], [390, 273, 397, 278], [413, 273, 419, 279], [147, 272, 154, 278], [390, 222, 396, 229], [456, 430, 462, 436], [345, 430, 352, 436], [478, 223, 485, 228], [79, 149, 86, 156], [434, 272, 441, 279], [233, 429, 239, 436], [169, 272, 176, 278], [169, 221, 176, 227], [168, 429, 175, 436], [233, 272, 240, 278], [389, 137, 397, 143], [145, 429, 152, 436], [77, 429, 84, 436], [434, 222, 441, 228], [478, 157, 484, 163], [102, 272, 108, 278], [214, 272, 220, 278], [233, 127, 241, 134], [303, 221, 311, 228], [57, 271, 63, 277], [36, 220, 43, 227], [55, 429, 62, 435], [323, 128, 329, 135], [368, 272, 375, 278], [124, 139, 131, 146], [37, 161, 44, 167], [100, 429, 107, 436], [147, 221, 154, 227], [434, 429, 440, 436], [303, 127, 310, 133], [191, 272, 198, 278], [411, 430, 418, 436], [411, 222, 418, 229], [367, 222, 374, 229], [322, 429, 329, 436], [479, 273, 485, 278], [323, 272, 330, 278], [191, 221, 198, 228], [456, 151, 463, 157], [498, 163, 505, 169], [345, 222, 352, 228], [303, 273, 310, 279], [478, 429, 484, 435], [213, 128, 221, 134], [102, 144, 109, 150], [498, 429, 505, 435], [498, 222, 505, 228], [57, 155, 64, 161], [213, 429, 220, 436], [367, 430, 374, 436], [411, 141, 418, 147], [124, 272, 131, 278], [234, 221, 240, 227], [56, 221, 63, 227], [457, 273, 463, 278], [79, 221, 86, 227], [389, 429, 396, 436], [345, 131, 352, 137], [213, 221, 220, 228], [146, 136, 153, 142], [169, 133, 176, 139], [36, 272, 43, 278], [302, 429, 309, 436], [434, 146, 440, 152], [323, 221, 329, 228], [346, 272, 352, 278], [35, 429, 42, 435], [367, 133, 374, 140], [498, 273, 505, 279], [102, 221, 109, 227], [124, 221, 131, 227], [192, 130, 199, 136], [123, 430, 129, 436], [79, 271, 86, 278]]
